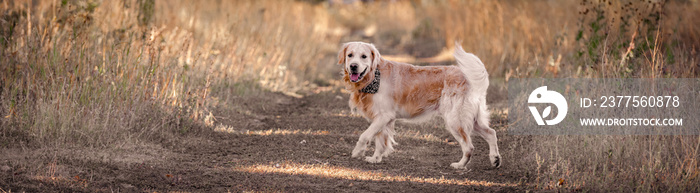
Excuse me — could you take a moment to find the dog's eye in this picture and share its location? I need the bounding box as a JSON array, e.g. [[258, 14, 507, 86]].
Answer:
[[348, 54, 353, 58], [361, 55, 367, 59]]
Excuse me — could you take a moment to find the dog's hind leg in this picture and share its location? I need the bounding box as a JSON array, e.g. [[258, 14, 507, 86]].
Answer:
[[474, 101, 501, 168], [440, 93, 475, 169], [448, 123, 475, 169], [443, 110, 475, 169]]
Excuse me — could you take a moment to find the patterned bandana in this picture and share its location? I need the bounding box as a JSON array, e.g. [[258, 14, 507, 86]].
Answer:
[[359, 69, 380, 94]]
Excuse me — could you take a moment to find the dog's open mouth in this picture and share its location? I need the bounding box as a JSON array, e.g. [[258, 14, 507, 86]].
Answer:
[[350, 69, 367, 82]]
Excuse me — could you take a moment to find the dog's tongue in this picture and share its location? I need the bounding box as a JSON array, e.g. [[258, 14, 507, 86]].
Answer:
[[350, 74, 359, 81]]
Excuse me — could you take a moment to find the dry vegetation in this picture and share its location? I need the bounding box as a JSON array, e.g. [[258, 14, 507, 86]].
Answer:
[[0, 0, 338, 146], [1, 0, 699, 191]]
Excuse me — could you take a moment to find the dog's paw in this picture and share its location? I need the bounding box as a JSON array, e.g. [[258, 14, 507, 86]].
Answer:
[[351, 149, 365, 159], [365, 156, 382, 163], [450, 162, 466, 169], [490, 154, 502, 168], [381, 147, 394, 157]]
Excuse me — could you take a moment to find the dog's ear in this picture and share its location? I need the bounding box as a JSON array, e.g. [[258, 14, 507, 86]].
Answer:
[[337, 43, 350, 65], [368, 43, 381, 66]]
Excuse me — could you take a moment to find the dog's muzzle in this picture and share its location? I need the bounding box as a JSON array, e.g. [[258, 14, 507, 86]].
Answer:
[[350, 68, 367, 82]]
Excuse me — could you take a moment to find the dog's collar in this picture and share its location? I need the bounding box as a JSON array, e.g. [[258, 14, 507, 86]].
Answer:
[[359, 69, 380, 94]]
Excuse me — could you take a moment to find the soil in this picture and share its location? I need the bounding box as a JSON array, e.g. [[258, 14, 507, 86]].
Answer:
[[0, 83, 537, 192]]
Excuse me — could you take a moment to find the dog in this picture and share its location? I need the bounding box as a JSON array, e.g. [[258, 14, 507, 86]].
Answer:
[[338, 41, 501, 169]]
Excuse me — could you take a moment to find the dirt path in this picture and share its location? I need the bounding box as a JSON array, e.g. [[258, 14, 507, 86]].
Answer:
[[1, 88, 533, 192]]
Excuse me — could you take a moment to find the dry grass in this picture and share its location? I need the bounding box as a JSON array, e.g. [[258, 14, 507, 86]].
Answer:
[[528, 135, 700, 191], [1, 0, 699, 191], [0, 0, 337, 147]]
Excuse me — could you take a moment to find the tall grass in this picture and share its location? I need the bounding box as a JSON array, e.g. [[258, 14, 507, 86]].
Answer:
[[0, 0, 337, 148], [520, 1, 699, 191], [1, 0, 196, 148]]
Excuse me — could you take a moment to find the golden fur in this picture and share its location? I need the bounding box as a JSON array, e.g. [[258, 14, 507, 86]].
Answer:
[[339, 42, 501, 169]]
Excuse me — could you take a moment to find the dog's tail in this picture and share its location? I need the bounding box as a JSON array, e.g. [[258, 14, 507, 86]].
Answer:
[[453, 42, 489, 97]]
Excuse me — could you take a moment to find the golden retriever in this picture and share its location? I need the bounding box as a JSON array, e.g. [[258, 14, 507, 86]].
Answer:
[[338, 41, 501, 169]]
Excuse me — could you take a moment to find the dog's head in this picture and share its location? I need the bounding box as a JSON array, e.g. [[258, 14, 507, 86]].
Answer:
[[338, 42, 381, 83]]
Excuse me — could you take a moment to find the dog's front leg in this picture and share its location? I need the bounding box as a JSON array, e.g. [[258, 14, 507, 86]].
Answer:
[[352, 116, 392, 163]]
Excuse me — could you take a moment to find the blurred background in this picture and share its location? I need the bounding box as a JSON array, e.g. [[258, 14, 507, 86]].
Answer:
[[1, 0, 699, 191]]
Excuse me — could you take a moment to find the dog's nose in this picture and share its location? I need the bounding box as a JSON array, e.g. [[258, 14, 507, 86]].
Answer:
[[350, 64, 358, 71]]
